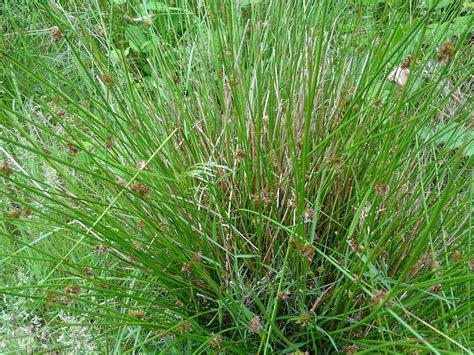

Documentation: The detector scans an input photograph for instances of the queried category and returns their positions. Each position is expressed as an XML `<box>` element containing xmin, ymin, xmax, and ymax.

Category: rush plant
<box><xmin>1</xmin><ymin>0</ymin><xmax>472</xmax><ymax>353</ymax></box>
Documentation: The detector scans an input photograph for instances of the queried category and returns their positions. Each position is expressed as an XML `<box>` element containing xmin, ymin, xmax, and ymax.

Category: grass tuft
<box><xmin>1</xmin><ymin>0</ymin><xmax>473</xmax><ymax>353</ymax></box>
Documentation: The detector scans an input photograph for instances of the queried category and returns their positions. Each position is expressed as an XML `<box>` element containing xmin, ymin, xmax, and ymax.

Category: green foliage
<box><xmin>420</xmin><ymin>121</ymin><xmax>474</xmax><ymax>157</ymax></box>
<box><xmin>0</xmin><ymin>0</ymin><xmax>472</xmax><ymax>353</ymax></box>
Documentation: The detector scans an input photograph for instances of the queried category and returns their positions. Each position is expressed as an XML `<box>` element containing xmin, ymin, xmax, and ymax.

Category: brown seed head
<box><xmin>45</xmin><ymin>291</ymin><xmax>58</xmax><ymax>304</ymax></box>
<box><xmin>288</xmin><ymin>194</ymin><xmax>297</xmax><ymax>208</ymax></box>
<box><xmin>330</xmin><ymin>156</ymin><xmax>345</xmax><ymax>167</ymax></box>
<box><xmin>301</xmin><ymin>244</ymin><xmax>316</xmax><ymax>263</ymax></box>
<box><xmin>248</xmin><ymin>316</ymin><xmax>262</xmax><ymax>334</ymax></box>
<box><xmin>451</xmin><ymin>251</ymin><xmax>463</xmax><ymax>262</ymax></box>
<box><xmin>67</xmin><ymin>144</ymin><xmax>79</xmax><ymax>155</ymax></box>
<box><xmin>0</xmin><ymin>160</ymin><xmax>13</xmax><ymax>177</ymax></box>
<box><xmin>192</xmin><ymin>252</ymin><xmax>203</xmax><ymax>263</ymax></box>
<box><xmin>342</xmin><ymin>344</ymin><xmax>359</xmax><ymax>355</ymax></box>
<box><xmin>221</xmin><ymin>271</ymin><xmax>231</xmax><ymax>281</ymax></box>
<box><xmin>261</xmin><ymin>188</ymin><xmax>272</xmax><ymax>205</ymax></box>
<box><xmin>136</xmin><ymin>220</ymin><xmax>145</xmax><ymax>229</ymax></box>
<box><xmin>400</xmin><ymin>54</ymin><xmax>413</xmax><ymax>69</ymax></box>
<box><xmin>296</xmin><ymin>137</ymin><xmax>303</xmax><ymax>150</ymax></box>
<box><xmin>181</xmin><ymin>263</ymin><xmax>191</xmax><ymax>274</ymax></box>
<box><xmin>349</xmin><ymin>238</ymin><xmax>359</xmax><ymax>252</ymax></box>
<box><xmin>373</xmin><ymin>289</ymin><xmax>387</xmax><ymax>306</ymax></box>
<box><xmin>437</xmin><ymin>42</ymin><xmax>454</xmax><ymax>64</ymax></box>
<box><xmin>359</xmin><ymin>202</ymin><xmax>371</xmax><ymax>227</ymax></box>
<box><xmin>297</xmin><ymin>312</ymin><xmax>311</xmax><ymax>327</ymax></box>
<box><xmin>353</xmin><ymin>273</ymin><xmax>360</xmax><ymax>284</ymax></box>
<box><xmin>178</xmin><ymin>321</ymin><xmax>191</xmax><ymax>334</ymax></box>
<box><xmin>276</xmin><ymin>290</ymin><xmax>292</xmax><ymax>301</ymax></box>
<box><xmin>136</xmin><ymin>160</ymin><xmax>147</xmax><ymax>170</ymax></box>
<box><xmin>131</xmin><ymin>182</ymin><xmax>149</xmax><ymax>196</ymax></box>
<box><xmin>116</xmin><ymin>177</ymin><xmax>127</xmax><ymax>187</ymax></box>
<box><xmin>236</xmin><ymin>149</ymin><xmax>245</xmax><ymax>161</ymax></box>
<box><xmin>252</xmin><ymin>193</ymin><xmax>260</xmax><ymax>204</ymax></box>
<box><xmin>132</xmin><ymin>240</ymin><xmax>144</xmax><ymax>250</ymax></box>
<box><xmin>303</xmin><ymin>208</ymin><xmax>314</xmax><ymax>223</ymax></box>
<box><xmin>64</xmin><ymin>285</ymin><xmax>80</xmax><ymax>295</ymax></box>
<box><xmin>83</xmin><ymin>267</ymin><xmax>94</xmax><ymax>276</ymax></box>
<box><xmin>95</xmin><ymin>245</ymin><xmax>109</xmax><ymax>254</ymax></box>
<box><xmin>229</xmin><ymin>74</ymin><xmax>239</xmax><ymax>85</ymax></box>
<box><xmin>432</xmin><ymin>284</ymin><xmax>441</xmax><ymax>294</ymax></box>
<box><xmin>106</xmin><ymin>134</ymin><xmax>114</xmax><ymax>150</ymax></box>
<box><xmin>7</xmin><ymin>208</ymin><xmax>21</xmax><ymax>219</ymax></box>
<box><xmin>128</xmin><ymin>310</ymin><xmax>145</xmax><ymax>319</ymax></box>
<box><xmin>57</xmin><ymin>109</ymin><xmax>66</xmax><ymax>118</ymax></box>
<box><xmin>101</xmin><ymin>74</ymin><xmax>114</xmax><ymax>87</ymax></box>
<box><xmin>209</xmin><ymin>333</ymin><xmax>223</xmax><ymax>348</ymax></box>
<box><xmin>51</xmin><ymin>27</ymin><xmax>64</xmax><ymax>42</ymax></box>
<box><xmin>223</xmin><ymin>81</ymin><xmax>231</xmax><ymax>96</ymax></box>
<box><xmin>374</xmin><ymin>182</ymin><xmax>389</xmax><ymax>197</ymax></box>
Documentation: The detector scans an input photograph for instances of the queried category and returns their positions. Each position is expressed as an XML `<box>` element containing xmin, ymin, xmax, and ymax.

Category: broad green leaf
<box><xmin>125</xmin><ymin>26</ymin><xmax>148</xmax><ymax>52</ymax></box>
<box><xmin>419</xmin><ymin>121</ymin><xmax>473</xmax><ymax>156</ymax></box>
<box><xmin>240</xmin><ymin>0</ymin><xmax>261</xmax><ymax>8</ymax></box>
<box><xmin>426</xmin><ymin>14</ymin><xmax>474</xmax><ymax>41</ymax></box>
<box><xmin>146</xmin><ymin>1</ymin><xmax>175</xmax><ymax>11</ymax></box>
<box><xmin>108</xmin><ymin>48</ymin><xmax>129</xmax><ymax>64</ymax></box>
<box><xmin>422</xmin><ymin>0</ymin><xmax>457</xmax><ymax>8</ymax></box>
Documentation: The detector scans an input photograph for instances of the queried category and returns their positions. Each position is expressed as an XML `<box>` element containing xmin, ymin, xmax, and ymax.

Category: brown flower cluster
<box><xmin>101</xmin><ymin>74</ymin><xmax>115</xmax><ymax>87</ymax></box>
<box><xmin>67</xmin><ymin>144</ymin><xmax>79</xmax><ymax>155</ymax></box>
<box><xmin>374</xmin><ymin>182</ymin><xmax>389</xmax><ymax>198</ymax></box>
<box><xmin>178</xmin><ymin>321</ymin><xmax>191</xmax><ymax>334</ymax></box>
<box><xmin>95</xmin><ymin>245</ymin><xmax>109</xmax><ymax>254</ymax></box>
<box><xmin>181</xmin><ymin>263</ymin><xmax>191</xmax><ymax>274</ymax></box>
<box><xmin>7</xmin><ymin>208</ymin><xmax>21</xmax><ymax>218</ymax></box>
<box><xmin>303</xmin><ymin>208</ymin><xmax>314</xmax><ymax>223</ymax></box>
<box><xmin>276</xmin><ymin>290</ymin><xmax>291</xmax><ymax>301</ymax></box>
<box><xmin>128</xmin><ymin>310</ymin><xmax>145</xmax><ymax>319</ymax></box>
<box><xmin>135</xmin><ymin>160</ymin><xmax>148</xmax><ymax>170</ymax></box>
<box><xmin>209</xmin><ymin>333</ymin><xmax>223</xmax><ymax>348</ymax></box>
<box><xmin>106</xmin><ymin>134</ymin><xmax>115</xmax><ymax>150</ymax></box>
<box><xmin>296</xmin><ymin>312</ymin><xmax>312</xmax><ymax>328</ymax></box>
<box><xmin>301</xmin><ymin>244</ymin><xmax>316</xmax><ymax>263</ymax></box>
<box><xmin>437</xmin><ymin>42</ymin><xmax>454</xmax><ymax>64</ymax></box>
<box><xmin>0</xmin><ymin>160</ymin><xmax>13</xmax><ymax>177</ymax></box>
<box><xmin>248</xmin><ymin>316</ymin><xmax>262</xmax><ymax>334</ymax></box>
<box><xmin>51</xmin><ymin>27</ymin><xmax>64</xmax><ymax>42</ymax></box>
<box><xmin>64</xmin><ymin>285</ymin><xmax>81</xmax><ymax>296</ymax></box>
<box><xmin>253</xmin><ymin>188</ymin><xmax>272</xmax><ymax>206</ymax></box>
<box><xmin>192</xmin><ymin>252</ymin><xmax>203</xmax><ymax>262</ymax></box>
<box><xmin>131</xmin><ymin>182</ymin><xmax>149</xmax><ymax>196</ymax></box>
<box><xmin>236</xmin><ymin>149</ymin><xmax>245</xmax><ymax>161</ymax></box>
<box><xmin>372</xmin><ymin>289</ymin><xmax>392</xmax><ymax>306</ymax></box>
<box><xmin>342</xmin><ymin>344</ymin><xmax>359</xmax><ymax>355</ymax></box>
<box><xmin>400</xmin><ymin>54</ymin><xmax>413</xmax><ymax>69</ymax></box>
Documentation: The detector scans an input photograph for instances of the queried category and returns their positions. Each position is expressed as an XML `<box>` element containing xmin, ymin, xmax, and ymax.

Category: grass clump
<box><xmin>1</xmin><ymin>0</ymin><xmax>473</xmax><ymax>353</ymax></box>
